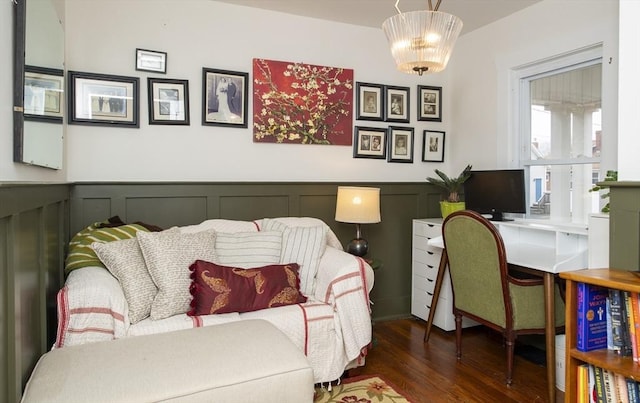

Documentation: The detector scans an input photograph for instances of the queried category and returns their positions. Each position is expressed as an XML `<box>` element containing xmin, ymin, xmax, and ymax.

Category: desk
<box><xmin>425</xmin><ymin>219</ymin><xmax>588</xmax><ymax>403</ymax></box>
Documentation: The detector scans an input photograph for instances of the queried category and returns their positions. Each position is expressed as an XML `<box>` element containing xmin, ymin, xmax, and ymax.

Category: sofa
<box><xmin>55</xmin><ymin>217</ymin><xmax>374</xmax><ymax>384</ymax></box>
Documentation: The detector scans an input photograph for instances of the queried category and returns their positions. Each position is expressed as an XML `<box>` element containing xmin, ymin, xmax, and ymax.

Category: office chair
<box><xmin>442</xmin><ymin>210</ymin><xmax>564</xmax><ymax>385</ymax></box>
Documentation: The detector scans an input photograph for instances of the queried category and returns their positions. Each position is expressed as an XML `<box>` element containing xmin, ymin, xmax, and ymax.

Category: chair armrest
<box><xmin>314</xmin><ymin>247</ymin><xmax>374</xmax><ymax>361</ymax></box>
<box><xmin>54</xmin><ymin>266</ymin><xmax>129</xmax><ymax>348</ymax></box>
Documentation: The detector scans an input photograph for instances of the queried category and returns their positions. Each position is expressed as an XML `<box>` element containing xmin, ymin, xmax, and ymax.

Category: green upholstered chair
<box><xmin>442</xmin><ymin>210</ymin><xmax>564</xmax><ymax>385</ymax></box>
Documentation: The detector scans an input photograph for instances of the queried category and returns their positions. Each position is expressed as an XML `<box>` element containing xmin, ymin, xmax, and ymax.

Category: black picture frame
<box><xmin>68</xmin><ymin>70</ymin><xmax>139</xmax><ymax>127</ymax></box>
<box><xmin>384</xmin><ymin>85</ymin><xmax>410</xmax><ymax>123</ymax></box>
<box><xmin>387</xmin><ymin>126</ymin><xmax>414</xmax><ymax>163</ymax></box>
<box><xmin>418</xmin><ymin>85</ymin><xmax>442</xmax><ymax>122</ymax></box>
<box><xmin>353</xmin><ymin>126</ymin><xmax>387</xmax><ymax>159</ymax></box>
<box><xmin>136</xmin><ymin>48</ymin><xmax>167</xmax><ymax>74</ymax></box>
<box><xmin>202</xmin><ymin>67</ymin><xmax>248</xmax><ymax>128</ymax></box>
<box><xmin>422</xmin><ymin>130</ymin><xmax>445</xmax><ymax>162</ymax></box>
<box><xmin>355</xmin><ymin>82</ymin><xmax>384</xmax><ymax>121</ymax></box>
<box><xmin>24</xmin><ymin>65</ymin><xmax>64</xmax><ymax>123</ymax></box>
<box><xmin>147</xmin><ymin>78</ymin><xmax>190</xmax><ymax>125</ymax></box>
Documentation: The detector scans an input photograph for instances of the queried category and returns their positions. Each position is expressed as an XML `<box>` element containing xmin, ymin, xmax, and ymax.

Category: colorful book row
<box><xmin>578</xmin><ymin>364</ymin><xmax>640</xmax><ymax>403</ymax></box>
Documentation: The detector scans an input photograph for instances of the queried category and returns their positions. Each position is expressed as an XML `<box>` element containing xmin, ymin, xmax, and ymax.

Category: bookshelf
<box><xmin>560</xmin><ymin>268</ymin><xmax>640</xmax><ymax>402</ymax></box>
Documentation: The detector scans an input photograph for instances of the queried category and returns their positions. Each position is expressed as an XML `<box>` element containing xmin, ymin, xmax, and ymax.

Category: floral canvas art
<box><xmin>253</xmin><ymin>58</ymin><xmax>353</xmax><ymax>145</ymax></box>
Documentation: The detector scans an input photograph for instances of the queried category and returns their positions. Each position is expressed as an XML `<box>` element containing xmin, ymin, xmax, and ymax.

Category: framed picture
<box><xmin>24</xmin><ymin>65</ymin><xmax>64</xmax><ymax>123</ymax></box>
<box><xmin>136</xmin><ymin>48</ymin><xmax>167</xmax><ymax>74</ymax></box>
<box><xmin>353</xmin><ymin>126</ymin><xmax>387</xmax><ymax>159</ymax></box>
<box><xmin>147</xmin><ymin>78</ymin><xmax>189</xmax><ymax>125</ymax></box>
<box><xmin>387</xmin><ymin>126</ymin><xmax>414</xmax><ymax>163</ymax></box>
<box><xmin>355</xmin><ymin>82</ymin><xmax>384</xmax><ymax>121</ymax></box>
<box><xmin>422</xmin><ymin>130</ymin><xmax>445</xmax><ymax>162</ymax></box>
<box><xmin>384</xmin><ymin>85</ymin><xmax>410</xmax><ymax>123</ymax></box>
<box><xmin>418</xmin><ymin>85</ymin><xmax>442</xmax><ymax>122</ymax></box>
<box><xmin>68</xmin><ymin>70</ymin><xmax>139</xmax><ymax>127</ymax></box>
<box><xmin>202</xmin><ymin>67</ymin><xmax>248</xmax><ymax>128</ymax></box>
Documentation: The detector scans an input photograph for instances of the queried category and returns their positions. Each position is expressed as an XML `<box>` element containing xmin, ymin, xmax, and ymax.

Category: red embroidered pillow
<box><xmin>188</xmin><ymin>260</ymin><xmax>307</xmax><ymax>315</ymax></box>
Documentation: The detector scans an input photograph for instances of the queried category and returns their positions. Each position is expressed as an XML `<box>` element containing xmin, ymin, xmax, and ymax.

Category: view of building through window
<box><xmin>520</xmin><ymin>61</ymin><xmax>602</xmax><ymax>224</ymax></box>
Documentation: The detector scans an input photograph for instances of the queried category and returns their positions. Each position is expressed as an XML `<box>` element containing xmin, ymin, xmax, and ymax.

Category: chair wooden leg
<box><xmin>455</xmin><ymin>313</ymin><xmax>462</xmax><ymax>360</ymax></box>
<box><xmin>506</xmin><ymin>333</ymin><xmax>515</xmax><ymax>386</ymax></box>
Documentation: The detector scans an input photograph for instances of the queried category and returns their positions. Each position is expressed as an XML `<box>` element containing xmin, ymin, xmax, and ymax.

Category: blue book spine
<box><xmin>577</xmin><ymin>282</ymin><xmax>608</xmax><ymax>351</ymax></box>
<box><xmin>626</xmin><ymin>378</ymin><xmax>639</xmax><ymax>403</ymax></box>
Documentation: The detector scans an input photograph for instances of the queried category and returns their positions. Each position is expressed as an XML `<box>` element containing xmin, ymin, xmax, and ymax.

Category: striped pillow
<box><xmin>263</xmin><ymin>219</ymin><xmax>327</xmax><ymax>296</ymax></box>
<box><xmin>214</xmin><ymin>231</ymin><xmax>282</xmax><ymax>269</ymax></box>
<box><xmin>65</xmin><ymin>222</ymin><xmax>151</xmax><ymax>273</ymax></box>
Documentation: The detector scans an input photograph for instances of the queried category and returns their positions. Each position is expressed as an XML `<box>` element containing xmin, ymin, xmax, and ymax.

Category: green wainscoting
<box><xmin>0</xmin><ymin>184</ymin><xmax>69</xmax><ymax>403</ymax></box>
<box><xmin>608</xmin><ymin>181</ymin><xmax>640</xmax><ymax>270</ymax></box>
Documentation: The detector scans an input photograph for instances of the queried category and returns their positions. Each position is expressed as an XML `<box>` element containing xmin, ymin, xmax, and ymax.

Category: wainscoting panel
<box><xmin>0</xmin><ymin>184</ymin><xmax>69</xmax><ymax>403</ymax></box>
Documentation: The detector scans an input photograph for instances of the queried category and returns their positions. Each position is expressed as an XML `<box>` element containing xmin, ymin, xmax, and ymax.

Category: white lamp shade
<box><xmin>335</xmin><ymin>186</ymin><xmax>381</xmax><ymax>224</ymax></box>
<box><xmin>382</xmin><ymin>10</ymin><xmax>463</xmax><ymax>75</ymax></box>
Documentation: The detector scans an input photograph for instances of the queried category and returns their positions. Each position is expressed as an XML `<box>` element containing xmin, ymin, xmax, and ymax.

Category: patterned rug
<box><xmin>314</xmin><ymin>375</ymin><xmax>412</xmax><ymax>403</ymax></box>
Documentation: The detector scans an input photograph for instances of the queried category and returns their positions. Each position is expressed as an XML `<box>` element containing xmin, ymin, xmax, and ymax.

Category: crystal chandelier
<box><xmin>382</xmin><ymin>0</ymin><xmax>463</xmax><ymax>75</ymax></box>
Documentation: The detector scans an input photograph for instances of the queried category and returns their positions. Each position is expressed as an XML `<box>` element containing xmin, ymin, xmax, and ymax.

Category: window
<box><xmin>514</xmin><ymin>47</ymin><xmax>603</xmax><ymax>224</ymax></box>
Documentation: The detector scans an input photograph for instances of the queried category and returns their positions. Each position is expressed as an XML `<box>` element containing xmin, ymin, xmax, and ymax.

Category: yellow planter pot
<box><xmin>440</xmin><ymin>201</ymin><xmax>465</xmax><ymax>218</ymax></box>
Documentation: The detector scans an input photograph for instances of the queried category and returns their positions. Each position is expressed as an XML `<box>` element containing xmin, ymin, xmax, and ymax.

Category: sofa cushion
<box><xmin>188</xmin><ymin>260</ymin><xmax>307</xmax><ymax>315</ymax></box>
<box><xmin>93</xmin><ymin>238</ymin><xmax>157</xmax><ymax>324</ymax></box>
<box><xmin>215</xmin><ymin>231</ymin><xmax>282</xmax><ymax>269</ymax></box>
<box><xmin>137</xmin><ymin>230</ymin><xmax>217</xmax><ymax>320</ymax></box>
<box><xmin>262</xmin><ymin>219</ymin><xmax>327</xmax><ymax>296</ymax></box>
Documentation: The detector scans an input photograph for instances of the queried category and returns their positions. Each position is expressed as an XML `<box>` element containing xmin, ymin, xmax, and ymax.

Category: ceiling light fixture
<box><xmin>382</xmin><ymin>0</ymin><xmax>463</xmax><ymax>76</ymax></box>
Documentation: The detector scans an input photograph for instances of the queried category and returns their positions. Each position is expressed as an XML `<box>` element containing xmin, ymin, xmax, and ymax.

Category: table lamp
<box><xmin>335</xmin><ymin>186</ymin><xmax>381</xmax><ymax>257</ymax></box>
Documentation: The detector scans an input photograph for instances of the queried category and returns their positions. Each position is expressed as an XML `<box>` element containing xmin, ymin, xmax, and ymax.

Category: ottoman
<box><xmin>21</xmin><ymin>319</ymin><xmax>314</xmax><ymax>402</ymax></box>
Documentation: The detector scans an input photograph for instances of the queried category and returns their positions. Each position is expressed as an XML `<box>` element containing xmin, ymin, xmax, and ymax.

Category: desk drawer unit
<box><xmin>411</xmin><ymin>218</ymin><xmax>476</xmax><ymax>331</ymax></box>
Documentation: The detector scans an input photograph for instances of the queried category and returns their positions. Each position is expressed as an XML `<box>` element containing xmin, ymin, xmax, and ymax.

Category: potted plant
<box><xmin>589</xmin><ymin>170</ymin><xmax>618</xmax><ymax>213</ymax></box>
<box><xmin>426</xmin><ymin>164</ymin><xmax>473</xmax><ymax>218</ymax></box>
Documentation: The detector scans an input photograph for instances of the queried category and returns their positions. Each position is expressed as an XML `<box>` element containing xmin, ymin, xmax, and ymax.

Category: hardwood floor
<box><xmin>350</xmin><ymin>317</ymin><xmax>564</xmax><ymax>403</ymax></box>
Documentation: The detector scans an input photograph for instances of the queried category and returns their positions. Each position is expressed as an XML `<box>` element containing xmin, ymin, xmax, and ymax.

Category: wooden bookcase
<box><xmin>560</xmin><ymin>268</ymin><xmax>640</xmax><ymax>402</ymax></box>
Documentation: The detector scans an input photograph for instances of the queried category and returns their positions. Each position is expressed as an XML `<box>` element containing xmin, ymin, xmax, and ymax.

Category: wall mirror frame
<box><xmin>13</xmin><ymin>0</ymin><xmax>65</xmax><ymax>170</ymax></box>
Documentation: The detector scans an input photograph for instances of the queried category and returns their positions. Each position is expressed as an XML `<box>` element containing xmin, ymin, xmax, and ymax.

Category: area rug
<box><xmin>314</xmin><ymin>375</ymin><xmax>413</xmax><ymax>403</ymax></box>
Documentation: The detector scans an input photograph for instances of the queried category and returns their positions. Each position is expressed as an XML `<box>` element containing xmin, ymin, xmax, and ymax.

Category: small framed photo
<box><xmin>388</xmin><ymin>126</ymin><xmax>414</xmax><ymax>163</ymax></box>
<box><xmin>24</xmin><ymin>65</ymin><xmax>64</xmax><ymax>123</ymax></box>
<box><xmin>136</xmin><ymin>48</ymin><xmax>167</xmax><ymax>74</ymax></box>
<box><xmin>202</xmin><ymin>67</ymin><xmax>248</xmax><ymax>128</ymax></box>
<box><xmin>384</xmin><ymin>85</ymin><xmax>410</xmax><ymax>123</ymax></box>
<box><xmin>418</xmin><ymin>85</ymin><xmax>442</xmax><ymax>122</ymax></box>
<box><xmin>422</xmin><ymin>130</ymin><xmax>445</xmax><ymax>162</ymax></box>
<box><xmin>147</xmin><ymin>77</ymin><xmax>189</xmax><ymax>125</ymax></box>
<box><xmin>355</xmin><ymin>82</ymin><xmax>384</xmax><ymax>121</ymax></box>
<box><xmin>353</xmin><ymin>126</ymin><xmax>387</xmax><ymax>159</ymax></box>
<box><xmin>68</xmin><ymin>70</ymin><xmax>139</xmax><ymax>127</ymax></box>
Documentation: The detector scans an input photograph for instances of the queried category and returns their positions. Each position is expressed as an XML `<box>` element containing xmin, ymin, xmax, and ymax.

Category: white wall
<box><xmin>449</xmin><ymin>0</ymin><xmax>618</xmax><ymax>175</ymax></box>
<box><xmin>1</xmin><ymin>1</ymin><xmax>67</xmax><ymax>182</ymax></box>
<box><xmin>63</xmin><ymin>0</ymin><xmax>453</xmax><ymax>182</ymax></box>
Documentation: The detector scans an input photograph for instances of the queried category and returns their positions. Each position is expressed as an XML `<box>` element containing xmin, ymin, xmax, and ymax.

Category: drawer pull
<box><xmin>427</xmin><ymin>278</ymin><xmax>434</xmax><ymax>283</ymax></box>
<box><xmin>427</xmin><ymin>224</ymin><xmax>435</xmax><ymax>227</ymax></box>
<box><xmin>427</xmin><ymin>251</ymin><xmax>434</xmax><ymax>255</ymax></box>
<box><xmin>427</xmin><ymin>292</ymin><xmax>433</xmax><ymax>296</ymax></box>
<box><xmin>427</xmin><ymin>265</ymin><xmax>434</xmax><ymax>269</ymax></box>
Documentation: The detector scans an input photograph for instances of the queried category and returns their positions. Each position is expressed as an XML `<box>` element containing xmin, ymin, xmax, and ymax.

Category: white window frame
<box><xmin>510</xmin><ymin>44</ymin><xmax>603</xmax><ymax>223</ymax></box>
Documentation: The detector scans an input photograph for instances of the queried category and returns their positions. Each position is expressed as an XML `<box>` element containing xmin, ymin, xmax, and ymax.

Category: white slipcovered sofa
<box><xmin>55</xmin><ymin>217</ymin><xmax>374</xmax><ymax>384</ymax></box>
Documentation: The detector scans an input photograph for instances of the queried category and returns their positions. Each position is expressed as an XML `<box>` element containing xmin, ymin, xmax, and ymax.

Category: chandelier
<box><xmin>382</xmin><ymin>0</ymin><xmax>463</xmax><ymax>75</ymax></box>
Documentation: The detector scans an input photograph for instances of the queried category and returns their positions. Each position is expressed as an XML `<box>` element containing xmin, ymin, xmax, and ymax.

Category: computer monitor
<box><xmin>463</xmin><ymin>169</ymin><xmax>526</xmax><ymax>221</ymax></box>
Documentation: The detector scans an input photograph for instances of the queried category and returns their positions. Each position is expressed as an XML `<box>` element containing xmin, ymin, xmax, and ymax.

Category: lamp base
<box><xmin>346</xmin><ymin>238</ymin><xmax>369</xmax><ymax>257</ymax></box>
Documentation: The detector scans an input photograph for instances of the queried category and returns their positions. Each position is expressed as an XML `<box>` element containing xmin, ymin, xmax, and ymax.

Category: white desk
<box><xmin>426</xmin><ymin>218</ymin><xmax>588</xmax><ymax>403</ymax></box>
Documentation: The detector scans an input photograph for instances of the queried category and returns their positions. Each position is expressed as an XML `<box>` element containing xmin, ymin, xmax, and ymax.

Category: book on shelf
<box><xmin>577</xmin><ymin>282</ymin><xmax>609</xmax><ymax>351</ymax></box>
<box><xmin>602</xmin><ymin>369</ymin><xmax>618</xmax><ymax>403</ymax></box>
<box><xmin>610</xmin><ymin>288</ymin><xmax>626</xmax><ymax>354</ymax></box>
<box><xmin>578</xmin><ymin>363</ymin><xmax>590</xmax><ymax>403</ymax></box>
<box><xmin>614</xmin><ymin>372</ymin><xmax>629</xmax><ymax>403</ymax></box>
<box><xmin>627</xmin><ymin>378</ymin><xmax>639</xmax><ymax>403</ymax></box>
<box><xmin>588</xmin><ymin>364</ymin><xmax>598</xmax><ymax>403</ymax></box>
<box><xmin>593</xmin><ymin>365</ymin><xmax>605</xmax><ymax>403</ymax></box>
<box><xmin>630</xmin><ymin>291</ymin><xmax>640</xmax><ymax>362</ymax></box>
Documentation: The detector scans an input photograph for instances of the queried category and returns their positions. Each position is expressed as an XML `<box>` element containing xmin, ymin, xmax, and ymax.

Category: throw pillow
<box><xmin>214</xmin><ymin>231</ymin><xmax>282</xmax><ymax>269</ymax></box>
<box><xmin>137</xmin><ymin>230</ymin><xmax>217</xmax><ymax>320</ymax></box>
<box><xmin>188</xmin><ymin>260</ymin><xmax>307</xmax><ymax>315</ymax></box>
<box><xmin>65</xmin><ymin>220</ymin><xmax>160</xmax><ymax>274</ymax></box>
<box><xmin>93</xmin><ymin>238</ymin><xmax>157</xmax><ymax>324</ymax></box>
<box><xmin>262</xmin><ymin>219</ymin><xmax>327</xmax><ymax>296</ymax></box>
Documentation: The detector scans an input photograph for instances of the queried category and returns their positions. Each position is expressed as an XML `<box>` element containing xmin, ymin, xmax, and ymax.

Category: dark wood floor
<box><xmin>350</xmin><ymin>317</ymin><xmax>564</xmax><ymax>403</ymax></box>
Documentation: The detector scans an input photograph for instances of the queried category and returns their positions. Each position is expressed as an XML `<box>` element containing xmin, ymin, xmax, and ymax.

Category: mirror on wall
<box><xmin>13</xmin><ymin>0</ymin><xmax>65</xmax><ymax>170</ymax></box>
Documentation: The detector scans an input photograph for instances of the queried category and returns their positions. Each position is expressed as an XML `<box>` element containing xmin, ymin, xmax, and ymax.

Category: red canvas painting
<box><xmin>253</xmin><ymin>58</ymin><xmax>353</xmax><ymax>145</ymax></box>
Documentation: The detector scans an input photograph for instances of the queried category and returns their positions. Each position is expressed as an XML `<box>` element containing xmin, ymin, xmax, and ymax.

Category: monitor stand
<box><xmin>489</xmin><ymin>211</ymin><xmax>513</xmax><ymax>222</ymax></box>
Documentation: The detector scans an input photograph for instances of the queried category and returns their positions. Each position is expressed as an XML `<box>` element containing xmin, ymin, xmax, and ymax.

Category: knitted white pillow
<box><xmin>93</xmin><ymin>238</ymin><xmax>156</xmax><ymax>324</ymax></box>
<box><xmin>214</xmin><ymin>231</ymin><xmax>282</xmax><ymax>269</ymax></box>
<box><xmin>137</xmin><ymin>230</ymin><xmax>217</xmax><ymax>320</ymax></box>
